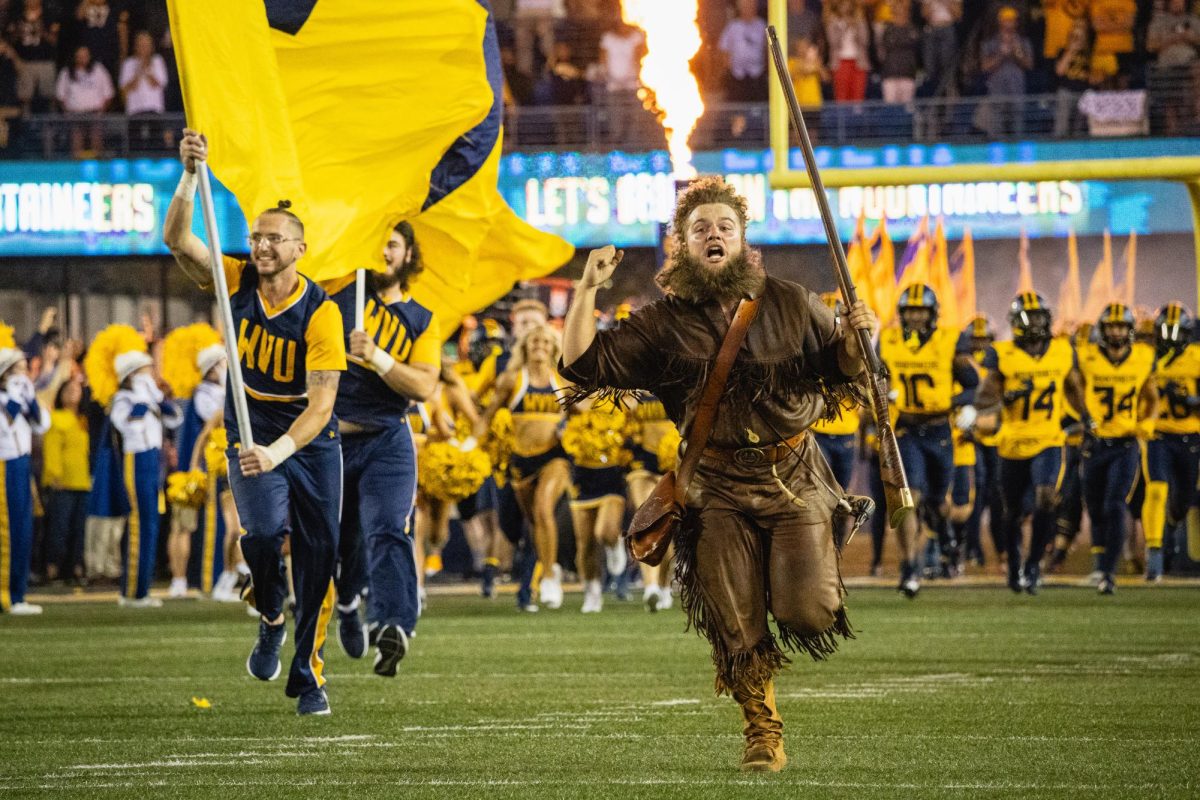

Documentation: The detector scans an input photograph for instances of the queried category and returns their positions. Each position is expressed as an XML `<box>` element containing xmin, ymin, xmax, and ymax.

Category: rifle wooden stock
<box><xmin>766</xmin><ymin>24</ymin><xmax>913</xmax><ymax>529</ymax></box>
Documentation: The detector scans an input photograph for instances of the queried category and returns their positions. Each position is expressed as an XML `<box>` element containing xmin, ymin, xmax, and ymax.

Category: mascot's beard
<box><xmin>371</xmin><ymin>267</ymin><xmax>402</xmax><ymax>293</ymax></box>
<box><xmin>656</xmin><ymin>246</ymin><xmax>766</xmax><ymax>302</ymax></box>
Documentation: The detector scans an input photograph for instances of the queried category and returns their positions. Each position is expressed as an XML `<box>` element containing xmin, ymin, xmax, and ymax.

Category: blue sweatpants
<box><xmin>121</xmin><ymin>449</ymin><xmax>162</xmax><ymax>601</ymax></box>
<box><xmin>188</xmin><ymin>473</ymin><xmax>228</xmax><ymax>593</ymax></box>
<box><xmin>1082</xmin><ymin>437</ymin><xmax>1140</xmax><ymax>577</ymax></box>
<box><xmin>2</xmin><ymin>455</ymin><xmax>34</xmax><ymax>609</ymax></box>
<box><xmin>229</xmin><ymin>434</ymin><xmax>342</xmax><ymax>698</ymax></box>
<box><xmin>337</xmin><ymin>425</ymin><xmax>419</xmax><ymax>634</ymax></box>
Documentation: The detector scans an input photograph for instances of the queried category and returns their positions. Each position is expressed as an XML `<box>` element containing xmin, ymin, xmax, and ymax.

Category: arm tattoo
<box><xmin>307</xmin><ymin>370</ymin><xmax>341</xmax><ymax>392</ymax></box>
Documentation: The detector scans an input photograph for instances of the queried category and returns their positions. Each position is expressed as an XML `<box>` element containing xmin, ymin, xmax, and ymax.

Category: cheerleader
<box><xmin>626</xmin><ymin>393</ymin><xmax>678</xmax><ymax>612</ymax></box>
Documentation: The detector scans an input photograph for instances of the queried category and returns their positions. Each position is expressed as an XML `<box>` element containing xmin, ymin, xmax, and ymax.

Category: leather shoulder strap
<box><xmin>675</xmin><ymin>297</ymin><xmax>760</xmax><ymax>501</ymax></box>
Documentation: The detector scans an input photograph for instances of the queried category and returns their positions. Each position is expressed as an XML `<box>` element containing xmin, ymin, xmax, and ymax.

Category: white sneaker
<box><xmin>604</xmin><ymin>544</ymin><xmax>627</xmax><ymax>579</ymax></box>
<box><xmin>1085</xmin><ymin>570</ymin><xmax>1104</xmax><ymax>587</ymax></box>
<box><xmin>539</xmin><ymin>564</ymin><xmax>564</xmax><ymax>610</ymax></box>
<box><xmin>211</xmin><ymin>571</ymin><xmax>237</xmax><ymax>601</ymax></box>
<box><xmin>118</xmin><ymin>596</ymin><xmax>163</xmax><ymax>609</ymax></box>
<box><xmin>581</xmin><ymin>579</ymin><xmax>603</xmax><ymax>613</ymax></box>
<box><xmin>8</xmin><ymin>602</ymin><xmax>43</xmax><ymax>615</ymax></box>
<box><xmin>168</xmin><ymin>577</ymin><xmax>188</xmax><ymax>598</ymax></box>
<box><xmin>658</xmin><ymin>586</ymin><xmax>673</xmax><ymax>611</ymax></box>
<box><xmin>642</xmin><ymin>584</ymin><xmax>662</xmax><ymax>613</ymax></box>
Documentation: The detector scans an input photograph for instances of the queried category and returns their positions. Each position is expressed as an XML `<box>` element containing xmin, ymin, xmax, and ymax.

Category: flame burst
<box><xmin>620</xmin><ymin>0</ymin><xmax>705</xmax><ymax>178</ymax></box>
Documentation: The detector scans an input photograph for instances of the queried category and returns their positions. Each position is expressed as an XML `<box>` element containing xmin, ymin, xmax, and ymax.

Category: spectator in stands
<box><xmin>120</xmin><ymin>29</ymin><xmax>165</xmax><ymax>150</ymax></box>
<box><xmin>501</xmin><ymin>41</ymin><xmax>534</xmax><ymax>107</ymax></box>
<box><xmin>1087</xmin><ymin>0</ymin><xmax>1135</xmax><ymax>84</ymax></box>
<box><xmin>42</xmin><ymin>376</ymin><xmax>90</xmax><ymax>585</ymax></box>
<box><xmin>920</xmin><ymin>0</ymin><xmax>961</xmax><ymax>96</ymax></box>
<box><xmin>55</xmin><ymin>44</ymin><xmax>113</xmax><ymax>155</ymax></box>
<box><xmin>878</xmin><ymin>0</ymin><xmax>921</xmax><ymax>104</ymax></box>
<box><xmin>825</xmin><ymin>0</ymin><xmax>870</xmax><ymax>102</ymax></box>
<box><xmin>788</xmin><ymin>32</ymin><xmax>827</xmax><ymax>108</ymax></box>
<box><xmin>787</xmin><ymin>0</ymin><xmax>823</xmax><ymax>43</ymax></box>
<box><xmin>598</xmin><ymin>17</ymin><xmax>645</xmax><ymax>143</ymax></box>
<box><xmin>533</xmin><ymin>39</ymin><xmax>588</xmax><ymax>106</ymax></box>
<box><xmin>513</xmin><ymin>0</ymin><xmax>563</xmax><ymax>78</ymax></box>
<box><xmin>1147</xmin><ymin>0</ymin><xmax>1200</xmax><ymax>134</ymax></box>
<box><xmin>5</xmin><ymin>0</ymin><xmax>58</xmax><ymax>114</ymax></box>
<box><xmin>977</xmin><ymin>6</ymin><xmax>1033</xmax><ymax>136</ymax></box>
<box><xmin>1054</xmin><ymin>18</ymin><xmax>1099</xmax><ymax>137</ymax></box>
<box><xmin>73</xmin><ymin>0</ymin><xmax>127</xmax><ymax>81</ymax></box>
<box><xmin>719</xmin><ymin>0</ymin><xmax>768</xmax><ymax>102</ymax></box>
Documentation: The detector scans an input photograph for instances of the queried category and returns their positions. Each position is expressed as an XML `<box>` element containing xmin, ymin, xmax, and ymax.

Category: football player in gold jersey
<box><xmin>1073</xmin><ymin>303</ymin><xmax>1158</xmax><ymax>594</ymax></box>
<box><xmin>977</xmin><ymin>293</ymin><xmax>1086</xmax><ymax>594</ymax></box>
<box><xmin>1142</xmin><ymin>303</ymin><xmax>1198</xmax><ymax>581</ymax></box>
<box><xmin>878</xmin><ymin>284</ymin><xmax>979</xmax><ymax>596</ymax></box>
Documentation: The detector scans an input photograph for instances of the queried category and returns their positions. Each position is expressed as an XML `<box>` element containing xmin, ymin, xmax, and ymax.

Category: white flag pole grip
<box><xmin>197</xmin><ymin>163</ymin><xmax>255</xmax><ymax>449</ymax></box>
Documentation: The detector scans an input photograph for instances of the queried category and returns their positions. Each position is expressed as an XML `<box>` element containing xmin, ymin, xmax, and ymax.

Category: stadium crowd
<box><xmin>1</xmin><ymin>266</ymin><xmax>1196</xmax><ymax>618</ymax></box>
<box><xmin>1</xmin><ymin>0</ymin><xmax>1199</xmax><ymax>152</ymax></box>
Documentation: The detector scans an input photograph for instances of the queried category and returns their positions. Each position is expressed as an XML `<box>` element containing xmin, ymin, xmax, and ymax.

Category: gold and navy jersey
<box><xmin>1154</xmin><ymin>343</ymin><xmax>1200</xmax><ymax>436</ymax></box>
<box><xmin>988</xmin><ymin>338</ymin><xmax>1075</xmax><ymax>460</ymax></box>
<box><xmin>508</xmin><ymin>368</ymin><xmax>563</xmax><ymax>416</ymax></box>
<box><xmin>323</xmin><ymin>277</ymin><xmax>440</xmax><ymax>428</ymax></box>
<box><xmin>878</xmin><ymin>326</ymin><xmax>962</xmax><ymax>415</ymax></box>
<box><xmin>1077</xmin><ymin>341</ymin><xmax>1156</xmax><ymax>439</ymax></box>
<box><xmin>812</xmin><ymin>397</ymin><xmax>860</xmax><ymax>436</ymax></box>
<box><xmin>222</xmin><ymin>257</ymin><xmax>346</xmax><ymax>444</ymax></box>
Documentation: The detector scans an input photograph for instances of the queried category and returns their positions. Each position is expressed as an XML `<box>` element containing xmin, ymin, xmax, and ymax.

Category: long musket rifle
<box><xmin>766</xmin><ymin>24</ymin><xmax>914</xmax><ymax>528</ymax></box>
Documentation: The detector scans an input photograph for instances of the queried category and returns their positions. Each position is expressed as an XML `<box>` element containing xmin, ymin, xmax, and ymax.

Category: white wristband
<box><xmin>261</xmin><ymin>434</ymin><xmax>296</xmax><ymax>472</ymax></box>
<box><xmin>175</xmin><ymin>169</ymin><xmax>198</xmax><ymax>201</ymax></box>
<box><xmin>369</xmin><ymin>347</ymin><xmax>396</xmax><ymax>375</ymax></box>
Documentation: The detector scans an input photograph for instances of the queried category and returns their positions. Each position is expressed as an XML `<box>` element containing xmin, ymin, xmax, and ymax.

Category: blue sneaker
<box><xmin>297</xmin><ymin>687</ymin><xmax>330</xmax><ymax>716</ymax></box>
<box><xmin>336</xmin><ymin>604</ymin><xmax>366</xmax><ymax>659</ymax></box>
<box><xmin>373</xmin><ymin>624</ymin><xmax>409</xmax><ymax>677</ymax></box>
<box><xmin>246</xmin><ymin>619</ymin><xmax>287</xmax><ymax>681</ymax></box>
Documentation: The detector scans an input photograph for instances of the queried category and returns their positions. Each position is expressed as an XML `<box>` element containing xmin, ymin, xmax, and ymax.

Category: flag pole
<box><xmin>355</xmin><ymin>269</ymin><xmax>366</xmax><ymax>330</ymax></box>
<box><xmin>197</xmin><ymin>164</ymin><xmax>255</xmax><ymax>449</ymax></box>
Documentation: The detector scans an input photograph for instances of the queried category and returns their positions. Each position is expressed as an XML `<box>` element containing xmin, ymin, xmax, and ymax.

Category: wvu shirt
<box><xmin>878</xmin><ymin>326</ymin><xmax>963</xmax><ymax>416</ymax></box>
<box><xmin>812</xmin><ymin>397</ymin><xmax>860</xmax><ymax>436</ymax></box>
<box><xmin>1154</xmin><ymin>344</ymin><xmax>1200</xmax><ymax>436</ymax></box>
<box><xmin>988</xmin><ymin>338</ymin><xmax>1076</xmax><ymax>460</ymax></box>
<box><xmin>324</xmin><ymin>277</ymin><xmax>440</xmax><ymax>428</ymax></box>
<box><xmin>1077</xmin><ymin>341</ymin><xmax>1156</xmax><ymax>439</ymax></box>
<box><xmin>221</xmin><ymin>257</ymin><xmax>346</xmax><ymax>444</ymax></box>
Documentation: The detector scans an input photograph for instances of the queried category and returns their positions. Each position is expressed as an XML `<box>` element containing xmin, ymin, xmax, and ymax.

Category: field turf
<box><xmin>2</xmin><ymin>585</ymin><xmax>1198</xmax><ymax>799</ymax></box>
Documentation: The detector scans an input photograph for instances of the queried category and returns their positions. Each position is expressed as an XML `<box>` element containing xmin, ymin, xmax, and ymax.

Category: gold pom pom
<box><xmin>205</xmin><ymin>427</ymin><xmax>229</xmax><ymax>478</ymax></box>
<box><xmin>418</xmin><ymin>440</ymin><xmax>492</xmax><ymax>501</ymax></box>
<box><xmin>161</xmin><ymin>323</ymin><xmax>221</xmax><ymax>399</ymax></box>
<box><xmin>485</xmin><ymin>408</ymin><xmax>515</xmax><ymax>481</ymax></box>
<box><xmin>84</xmin><ymin>324</ymin><xmax>147</xmax><ymax>408</ymax></box>
<box><xmin>0</xmin><ymin>321</ymin><xmax>15</xmax><ymax>350</ymax></box>
<box><xmin>167</xmin><ymin>470</ymin><xmax>207</xmax><ymax>508</ymax></box>
<box><xmin>562</xmin><ymin>406</ymin><xmax>631</xmax><ymax>468</ymax></box>
<box><xmin>656</xmin><ymin>427</ymin><xmax>682</xmax><ymax>472</ymax></box>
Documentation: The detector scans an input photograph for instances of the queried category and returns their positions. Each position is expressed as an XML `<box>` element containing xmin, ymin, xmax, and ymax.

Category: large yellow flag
<box><xmin>1017</xmin><ymin>227</ymin><xmax>1035</xmax><ymax>294</ymax></box>
<box><xmin>1118</xmin><ymin>231</ymin><xmax>1137</xmax><ymax>307</ymax></box>
<box><xmin>168</xmin><ymin>0</ymin><xmax>569</xmax><ymax>322</ymax></box>
<box><xmin>871</xmin><ymin>217</ymin><xmax>896</xmax><ymax>326</ymax></box>
<box><xmin>896</xmin><ymin>216</ymin><xmax>930</xmax><ymax>291</ymax></box>
<box><xmin>951</xmin><ymin>228</ymin><xmax>976</xmax><ymax>323</ymax></box>
<box><xmin>1083</xmin><ymin>230</ymin><xmax>1115</xmax><ymax>322</ymax></box>
<box><xmin>928</xmin><ymin>218</ymin><xmax>959</xmax><ymax>330</ymax></box>
<box><xmin>845</xmin><ymin>213</ymin><xmax>873</xmax><ymax>309</ymax></box>
<box><xmin>1055</xmin><ymin>228</ymin><xmax>1082</xmax><ymax>333</ymax></box>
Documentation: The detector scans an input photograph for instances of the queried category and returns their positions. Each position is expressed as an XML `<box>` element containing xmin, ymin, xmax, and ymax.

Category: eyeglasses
<box><xmin>247</xmin><ymin>233</ymin><xmax>301</xmax><ymax>248</ymax></box>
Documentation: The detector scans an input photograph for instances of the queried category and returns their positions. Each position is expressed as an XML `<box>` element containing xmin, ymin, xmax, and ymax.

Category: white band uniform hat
<box><xmin>0</xmin><ymin>347</ymin><xmax>24</xmax><ymax>378</ymax></box>
<box><xmin>114</xmin><ymin>350</ymin><xmax>155</xmax><ymax>386</ymax></box>
<box><xmin>196</xmin><ymin>344</ymin><xmax>227</xmax><ymax>377</ymax></box>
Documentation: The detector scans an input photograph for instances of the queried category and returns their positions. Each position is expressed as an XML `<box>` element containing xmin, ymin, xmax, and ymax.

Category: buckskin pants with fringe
<box><xmin>677</xmin><ymin>434</ymin><xmax>853</xmax><ymax>696</ymax></box>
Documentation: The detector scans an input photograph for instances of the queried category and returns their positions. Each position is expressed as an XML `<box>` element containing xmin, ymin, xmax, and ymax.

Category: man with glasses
<box><xmin>163</xmin><ymin>129</ymin><xmax>347</xmax><ymax>716</ymax></box>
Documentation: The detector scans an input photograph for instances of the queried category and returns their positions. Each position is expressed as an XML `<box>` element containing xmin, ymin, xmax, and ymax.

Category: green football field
<box><xmin>2</xmin><ymin>585</ymin><xmax>1198</xmax><ymax>799</ymax></box>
